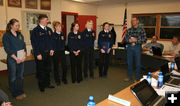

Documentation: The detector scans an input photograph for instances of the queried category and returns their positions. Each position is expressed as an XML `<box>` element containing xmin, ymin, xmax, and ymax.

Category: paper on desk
<box><xmin>65</xmin><ymin>51</ymin><xmax>70</xmax><ymax>55</ymax></box>
<box><xmin>108</xmin><ymin>95</ymin><xmax>131</xmax><ymax>106</ymax></box>
<box><xmin>155</xmin><ymin>85</ymin><xmax>180</xmax><ymax>96</ymax></box>
<box><xmin>17</xmin><ymin>49</ymin><xmax>24</xmax><ymax>60</ymax></box>
<box><xmin>171</xmin><ymin>70</ymin><xmax>180</xmax><ymax>76</ymax></box>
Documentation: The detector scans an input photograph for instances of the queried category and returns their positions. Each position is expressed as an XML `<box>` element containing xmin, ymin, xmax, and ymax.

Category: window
<box><xmin>133</xmin><ymin>13</ymin><xmax>180</xmax><ymax>40</ymax></box>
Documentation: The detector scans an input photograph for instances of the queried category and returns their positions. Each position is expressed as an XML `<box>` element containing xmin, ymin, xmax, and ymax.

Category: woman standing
<box><xmin>82</xmin><ymin>20</ymin><xmax>96</xmax><ymax>79</ymax></box>
<box><xmin>2</xmin><ymin>19</ymin><xmax>27</xmax><ymax>99</ymax></box>
<box><xmin>52</xmin><ymin>21</ymin><xmax>68</xmax><ymax>85</ymax></box>
<box><xmin>98</xmin><ymin>22</ymin><xmax>113</xmax><ymax>78</ymax></box>
<box><xmin>68</xmin><ymin>22</ymin><xmax>83</xmax><ymax>83</ymax></box>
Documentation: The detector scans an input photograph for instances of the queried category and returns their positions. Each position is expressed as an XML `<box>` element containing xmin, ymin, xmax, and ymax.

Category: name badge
<box><xmin>48</xmin><ymin>31</ymin><xmax>52</xmax><ymax>36</ymax></box>
<box><xmin>78</xmin><ymin>35</ymin><xmax>81</xmax><ymax>39</ymax></box>
<box><xmin>19</xmin><ymin>36</ymin><xmax>22</xmax><ymax>40</ymax></box>
<box><xmin>92</xmin><ymin>33</ymin><xmax>95</xmax><ymax>37</ymax></box>
<box><xmin>86</xmin><ymin>34</ymin><xmax>89</xmax><ymax>37</ymax></box>
<box><xmin>61</xmin><ymin>36</ymin><xmax>64</xmax><ymax>40</ymax></box>
<box><xmin>108</xmin><ymin>34</ymin><xmax>111</xmax><ymax>38</ymax></box>
<box><xmin>39</xmin><ymin>32</ymin><xmax>44</xmax><ymax>36</ymax></box>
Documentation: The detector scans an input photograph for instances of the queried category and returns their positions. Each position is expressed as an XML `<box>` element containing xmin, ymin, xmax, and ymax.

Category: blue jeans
<box><xmin>126</xmin><ymin>45</ymin><xmax>142</xmax><ymax>80</ymax></box>
<box><xmin>7</xmin><ymin>59</ymin><xmax>24</xmax><ymax>97</ymax></box>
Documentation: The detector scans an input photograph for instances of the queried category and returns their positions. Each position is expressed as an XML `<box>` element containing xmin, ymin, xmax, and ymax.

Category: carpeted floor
<box><xmin>0</xmin><ymin>63</ymin><xmax>150</xmax><ymax>106</ymax></box>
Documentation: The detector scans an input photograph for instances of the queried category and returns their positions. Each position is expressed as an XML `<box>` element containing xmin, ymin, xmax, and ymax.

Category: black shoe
<box><xmin>56</xmin><ymin>82</ymin><xmax>61</xmax><ymax>86</ymax></box>
<box><xmin>72</xmin><ymin>81</ymin><xmax>75</xmax><ymax>83</ymax></box>
<box><xmin>90</xmin><ymin>76</ymin><xmax>94</xmax><ymax>79</ymax></box>
<box><xmin>47</xmin><ymin>85</ymin><xmax>55</xmax><ymax>89</ymax></box>
<box><xmin>62</xmin><ymin>80</ymin><xmax>68</xmax><ymax>84</ymax></box>
<box><xmin>84</xmin><ymin>77</ymin><xmax>88</xmax><ymax>80</ymax></box>
<box><xmin>40</xmin><ymin>88</ymin><xmax>45</xmax><ymax>92</ymax></box>
<box><xmin>77</xmin><ymin>81</ymin><xmax>81</xmax><ymax>83</ymax></box>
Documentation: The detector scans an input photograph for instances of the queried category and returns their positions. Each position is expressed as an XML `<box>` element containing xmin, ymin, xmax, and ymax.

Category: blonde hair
<box><xmin>52</xmin><ymin>21</ymin><xmax>61</xmax><ymax>30</ymax></box>
<box><xmin>86</xmin><ymin>20</ymin><xmax>93</xmax><ymax>28</ymax></box>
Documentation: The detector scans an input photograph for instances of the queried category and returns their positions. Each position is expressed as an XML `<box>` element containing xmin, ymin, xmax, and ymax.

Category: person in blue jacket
<box><xmin>2</xmin><ymin>19</ymin><xmax>27</xmax><ymax>99</ymax></box>
<box><xmin>31</xmin><ymin>15</ymin><xmax>55</xmax><ymax>92</ymax></box>
<box><xmin>68</xmin><ymin>22</ymin><xmax>83</xmax><ymax>83</ymax></box>
<box><xmin>82</xmin><ymin>20</ymin><xmax>96</xmax><ymax>79</ymax></box>
<box><xmin>52</xmin><ymin>21</ymin><xmax>67</xmax><ymax>85</ymax></box>
<box><xmin>98</xmin><ymin>22</ymin><xmax>114</xmax><ymax>78</ymax></box>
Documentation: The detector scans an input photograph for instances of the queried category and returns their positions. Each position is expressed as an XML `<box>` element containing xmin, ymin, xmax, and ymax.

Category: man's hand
<box><xmin>50</xmin><ymin>50</ymin><xmax>54</xmax><ymax>56</ymax></box>
<box><xmin>37</xmin><ymin>54</ymin><xmax>42</xmax><ymax>60</ymax></box>
<box><xmin>131</xmin><ymin>37</ymin><xmax>137</xmax><ymax>42</ymax></box>
<box><xmin>16</xmin><ymin>59</ymin><xmax>21</xmax><ymax>64</ymax></box>
<box><xmin>101</xmin><ymin>49</ymin><xmax>105</xmax><ymax>54</ymax></box>
<box><xmin>170</xmin><ymin>52</ymin><xmax>176</xmax><ymax>57</ymax></box>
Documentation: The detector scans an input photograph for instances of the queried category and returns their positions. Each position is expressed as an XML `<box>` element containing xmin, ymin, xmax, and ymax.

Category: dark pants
<box><xmin>35</xmin><ymin>52</ymin><xmax>51</xmax><ymax>90</ymax></box>
<box><xmin>70</xmin><ymin>52</ymin><xmax>82</xmax><ymax>83</ymax></box>
<box><xmin>83</xmin><ymin>47</ymin><xmax>94</xmax><ymax>78</ymax></box>
<box><xmin>127</xmin><ymin>45</ymin><xmax>142</xmax><ymax>80</ymax></box>
<box><xmin>99</xmin><ymin>52</ymin><xmax>111</xmax><ymax>77</ymax></box>
<box><xmin>7</xmin><ymin>59</ymin><xmax>24</xmax><ymax>97</ymax></box>
<box><xmin>53</xmin><ymin>51</ymin><xmax>67</xmax><ymax>83</ymax></box>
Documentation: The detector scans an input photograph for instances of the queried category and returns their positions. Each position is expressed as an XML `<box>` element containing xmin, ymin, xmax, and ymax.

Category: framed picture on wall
<box><xmin>26</xmin><ymin>12</ymin><xmax>50</xmax><ymax>30</ymax></box>
<box><xmin>40</xmin><ymin>0</ymin><xmax>51</xmax><ymax>10</ymax></box>
<box><xmin>25</xmin><ymin>0</ymin><xmax>37</xmax><ymax>9</ymax></box>
<box><xmin>0</xmin><ymin>0</ymin><xmax>3</xmax><ymax>6</ymax></box>
<box><xmin>8</xmin><ymin>0</ymin><xmax>22</xmax><ymax>8</ymax></box>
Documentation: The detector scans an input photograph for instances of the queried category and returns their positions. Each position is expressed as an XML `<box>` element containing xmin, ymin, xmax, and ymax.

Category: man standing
<box><xmin>124</xmin><ymin>17</ymin><xmax>147</xmax><ymax>82</ymax></box>
<box><xmin>31</xmin><ymin>15</ymin><xmax>55</xmax><ymax>92</ymax></box>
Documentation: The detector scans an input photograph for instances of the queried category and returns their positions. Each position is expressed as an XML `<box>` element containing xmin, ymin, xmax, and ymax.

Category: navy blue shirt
<box><xmin>52</xmin><ymin>31</ymin><xmax>65</xmax><ymax>51</ymax></box>
<box><xmin>2</xmin><ymin>31</ymin><xmax>26</xmax><ymax>62</ymax></box>
<box><xmin>68</xmin><ymin>31</ymin><xmax>83</xmax><ymax>53</ymax></box>
<box><xmin>30</xmin><ymin>25</ymin><xmax>53</xmax><ymax>56</ymax></box>
<box><xmin>82</xmin><ymin>29</ymin><xmax>95</xmax><ymax>49</ymax></box>
<box><xmin>98</xmin><ymin>30</ymin><xmax>114</xmax><ymax>49</ymax></box>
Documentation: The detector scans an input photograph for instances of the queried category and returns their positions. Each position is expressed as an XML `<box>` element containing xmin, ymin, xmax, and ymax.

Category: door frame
<box><xmin>61</xmin><ymin>11</ymin><xmax>78</xmax><ymax>39</ymax></box>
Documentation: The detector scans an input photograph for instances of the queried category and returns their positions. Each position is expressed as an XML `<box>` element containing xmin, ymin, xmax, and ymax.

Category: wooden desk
<box><xmin>96</xmin><ymin>83</ymin><xmax>141</xmax><ymax>106</ymax></box>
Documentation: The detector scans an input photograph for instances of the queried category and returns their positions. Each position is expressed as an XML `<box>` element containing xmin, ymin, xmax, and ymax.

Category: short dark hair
<box><xmin>102</xmin><ymin>22</ymin><xmax>110</xmax><ymax>29</ymax></box>
<box><xmin>38</xmin><ymin>14</ymin><xmax>48</xmax><ymax>22</ymax></box>
<box><xmin>132</xmin><ymin>16</ymin><xmax>139</xmax><ymax>21</ymax></box>
<box><xmin>173</xmin><ymin>35</ymin><xmax>180</xmax><ymax>42</ymax></box>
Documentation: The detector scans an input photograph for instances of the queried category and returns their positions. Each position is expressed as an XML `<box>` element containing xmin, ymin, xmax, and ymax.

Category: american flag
<box><xmin>122</xmin><ymin>8</ymin><xmax>127</xmax><ymax>42</ymax></box>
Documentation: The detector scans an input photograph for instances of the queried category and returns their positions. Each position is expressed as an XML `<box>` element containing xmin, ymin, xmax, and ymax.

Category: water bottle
<box><xmin>157</xmin><ymin>72</ymin><xmax>163</xmax><ymax>88</ymax></box>
<box><xmin>170</xmin><ymin>60</ymin><xmax>175</xmax><ymax>71</ymax></box>
<box><xmin>87</xmin><ymin>96</ymin><xmax>95</xmax><ymax>106</ymax></box>
<box><xmin>147</xmin><ymin>72</ymin><xmax>152</xmax><ymax>85</ymax></box>
<box><xmin>150</xmin><ymin>47</ymin><xmax>153</xmax><ymax>54</ymax></box>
